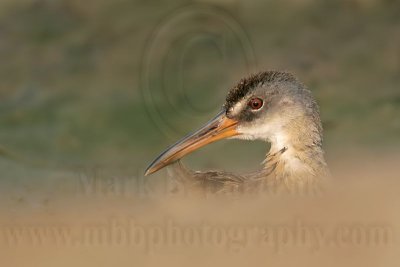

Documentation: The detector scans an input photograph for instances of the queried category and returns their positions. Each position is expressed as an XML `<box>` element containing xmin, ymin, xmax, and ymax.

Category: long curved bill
<box><xmin>144</xmin><ymin>110</ymin><xmax>239</xmax><ymax>176</ymax></box>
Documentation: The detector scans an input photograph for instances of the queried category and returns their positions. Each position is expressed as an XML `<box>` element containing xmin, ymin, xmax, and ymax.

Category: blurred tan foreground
<box><xmin>0</xmin><ymin>153</ymin><xmax>399</xmax><ymax>267</ymax></box>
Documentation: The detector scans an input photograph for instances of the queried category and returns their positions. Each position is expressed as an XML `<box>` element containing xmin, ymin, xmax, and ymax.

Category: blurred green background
<box><xmin>0</xmin><ymin>0</ymin><xmax>399</xmax><ymax>189</ymax></box>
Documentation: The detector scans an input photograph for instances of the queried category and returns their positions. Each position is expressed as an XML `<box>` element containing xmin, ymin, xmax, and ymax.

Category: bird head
<box><xmin>145</xmin><ymin>71</ymin><xmax>322</xmax><ymax>176</ymax></box>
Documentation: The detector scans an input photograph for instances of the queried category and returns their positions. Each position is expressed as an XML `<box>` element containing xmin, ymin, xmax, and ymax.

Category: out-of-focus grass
<box><xmin>0</xmin><ymin>0</ymin><xmax>399</xmax><ymax>176</ymax></box>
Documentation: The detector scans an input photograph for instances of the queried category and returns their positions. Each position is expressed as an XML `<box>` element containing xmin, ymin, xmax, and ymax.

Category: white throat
<box><xmin>235</xmin><ymin>113</ymin><xmax>327</xmax><ymax>184</ymax></box>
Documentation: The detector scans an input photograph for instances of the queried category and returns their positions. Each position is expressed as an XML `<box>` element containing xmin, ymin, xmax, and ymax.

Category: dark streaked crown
<box><xmin>224</xmin><ymin>71</ymin><xmax>298</xmax><ymax>111</ymax></box>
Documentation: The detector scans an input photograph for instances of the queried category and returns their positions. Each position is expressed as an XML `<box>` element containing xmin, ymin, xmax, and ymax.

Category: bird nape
<box><xmin>145</xmin><ymin>70</ymin><xmax>329</xmax><ymax>195</ymax></box>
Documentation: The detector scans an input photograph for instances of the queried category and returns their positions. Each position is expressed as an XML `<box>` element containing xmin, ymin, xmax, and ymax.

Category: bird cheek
<box><xmin>237</xmin><ymin>109</ymin><xmax>256</xmax><ymax>122</ymax></box>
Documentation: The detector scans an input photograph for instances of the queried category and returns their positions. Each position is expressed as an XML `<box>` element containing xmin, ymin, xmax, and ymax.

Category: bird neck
<box><xmin>264</xmin><ymin>119</ymin><xmax>328</xmax><ymax>191</ymax></box>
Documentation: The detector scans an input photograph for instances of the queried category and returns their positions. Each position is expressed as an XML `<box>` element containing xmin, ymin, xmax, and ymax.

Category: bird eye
<box><xmin>248</xmin><ymin>97</ymin><xmax>263</xmax><ymax>110</ymax></box>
